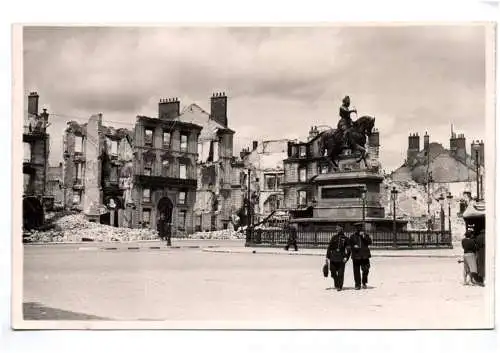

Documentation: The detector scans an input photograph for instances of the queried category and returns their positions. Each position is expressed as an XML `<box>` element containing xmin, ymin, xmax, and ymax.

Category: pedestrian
<box><xmin>284</xmin><ymin>223</ymin><xmax>298</xmax><ymax>251</ymax></box>
<box><xmin>165</xmin><ymin>221</ymin><xmax>172</xmax><ymax>246</ymax></box>
<box><xmin>461</xmin><ymin>230</ymin><xmax>479</xmax><ymax>285</ymax></box>
<box><xmin>326</xmin><ymin>226</ymin><xmax>351</xmax><ymax>291</ymax></box>
<box><xmin>349</xmin><ymin>223</ymin><xmax>372</xmax><ymax>290</ymax></box>
<box><xmin>475</xmin><ymin>229</ymin><xmax>485</xmax><ymax>285</ymax></box>
<box><xmin>157</xmin><ymin>214</ymin><xmax>166</xmax><ymax>241</ymax></box>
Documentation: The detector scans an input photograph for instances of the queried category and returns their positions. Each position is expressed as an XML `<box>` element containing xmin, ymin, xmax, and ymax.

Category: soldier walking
<box><xmin>349</xmin><ymin>223</ymin><xmax>372</xmax><ymax>290</ymax></box>
<box><xmin>326</xmin><ymin>226</ymin><xmax>351</xmax><ymax>291</ymax></box>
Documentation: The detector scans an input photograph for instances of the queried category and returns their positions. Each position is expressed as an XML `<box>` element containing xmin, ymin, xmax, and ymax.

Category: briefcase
<box><xmin>322</xmin><ymin>262</ymin><xmax>329</xmax><ymax>278</ymax></box>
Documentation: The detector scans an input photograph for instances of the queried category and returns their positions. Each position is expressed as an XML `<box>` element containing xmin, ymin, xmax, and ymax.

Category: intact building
<box><xmin>131</xmin><ymin>98</ymin><xmax>202</xmax><ymax>236</ymax></box>
<box><xmin>23</xmin><ymin>92</ymin><xmax>50</xmax><ymax>230</ymax></box>
<box><xmin>391</xmin><ymin>128</ymin><xmax>485</xmax><ymax>199</ymax></box>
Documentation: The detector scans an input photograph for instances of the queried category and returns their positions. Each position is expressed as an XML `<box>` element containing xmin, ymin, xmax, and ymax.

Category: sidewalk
<box><xmin>202</xmin><ymin>245</ymin><xmax>463</xmax><ymax>258</ymax></box>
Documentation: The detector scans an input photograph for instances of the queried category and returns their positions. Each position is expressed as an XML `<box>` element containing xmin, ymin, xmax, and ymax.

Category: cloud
<box><xmin>23</xmin><ymin>25</ymin><xmax>488</xmax><ymax>171</ymax></box>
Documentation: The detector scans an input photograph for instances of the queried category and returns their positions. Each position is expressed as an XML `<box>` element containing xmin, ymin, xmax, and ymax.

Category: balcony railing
<box><xmin>23</xmin><ymin>125</ymin><xmax>46</xmax><ymax>135</ymax></box>
<box><xmin>135</xmin><ymin>174</ymin><xmax>197</xmax><ymax>189</ymax></box>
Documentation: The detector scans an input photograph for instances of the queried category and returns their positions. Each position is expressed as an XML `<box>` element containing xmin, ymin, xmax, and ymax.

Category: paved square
<box><xmin>22</xmin><ymin>244</ymin><xmax>491</xmax><ymax>329</ymax></box>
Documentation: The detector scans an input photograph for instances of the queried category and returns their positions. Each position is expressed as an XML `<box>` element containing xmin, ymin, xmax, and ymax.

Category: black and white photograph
<box><xmin>11</xmin><ymin>23</ymin><xmax>496</xmax><ymax>330</ymax></box>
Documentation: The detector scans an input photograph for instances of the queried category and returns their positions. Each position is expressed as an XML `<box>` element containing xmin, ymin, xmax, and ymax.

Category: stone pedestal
<box><xmin>292</xmin><ymin>167</ymin><xmax>408</xmax><ymax>232</ymax></box>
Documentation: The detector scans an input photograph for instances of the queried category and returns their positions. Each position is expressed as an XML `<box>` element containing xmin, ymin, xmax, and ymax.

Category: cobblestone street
<box><xmin>22</xmin><ymin>243</ymin><xmax>491</xmax><ymax>329</ymax></box>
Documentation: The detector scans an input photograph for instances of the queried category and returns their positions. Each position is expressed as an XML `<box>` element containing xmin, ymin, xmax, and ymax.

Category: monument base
<box><xmin>291</xmin><ymin>217</ymin><xmax>408</xmax><ymax>233</ymax></box>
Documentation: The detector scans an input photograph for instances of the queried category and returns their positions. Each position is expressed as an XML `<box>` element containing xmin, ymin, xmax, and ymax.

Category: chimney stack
<box><xmin>210</xmin><ymin>92</ymin><xmax>228</xmax><ymax>127</ymax></box>
<box><xmin>28</xmin><ymin>91</ymin><xmax>39</xmax><ymax>117</ymax></box>
<box><xmin>252</xmin><ymin>140</ymin><xmax>258</xmax><ymax>151</ymax></box>
<box><xmin>423</xmin><ymin>131</ymin><xmax>429</xmax><ymax>151</ymax></box>
<box><xmin>159</xmin><ymin>97</ymin><xmax>180</xmax><ymax>120</ymax></box>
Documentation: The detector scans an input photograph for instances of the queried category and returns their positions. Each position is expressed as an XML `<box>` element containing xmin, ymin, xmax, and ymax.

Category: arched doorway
<box><xmin>157</xmin><ymin>197</ymin><xmax>173</xmax><ymax>241</ymax></box>
<box><xmin>101</xmin><ymin>197</ymin><xmax>124</xmax><ymax>227</ymax></box>
<box><xmin>23</xmin><ymin>196</ymin><xmax>44</xmax><ymax>230</ymax></box>
<box><xmin>158</xmin><ymin>197</ymin><xmax>173</xmax><ymax>223</ymax></box>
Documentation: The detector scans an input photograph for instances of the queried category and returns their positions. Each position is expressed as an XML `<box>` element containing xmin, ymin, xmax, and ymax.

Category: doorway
<box><xmin>157</xmin><ymin>197</ymin><xmax>173</xmax><ymax>237</ymax></box>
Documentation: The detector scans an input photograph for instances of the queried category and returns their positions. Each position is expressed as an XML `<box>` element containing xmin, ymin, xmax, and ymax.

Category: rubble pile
<box><xmin>381</xmin><ymin>177</ymin><xmax>466</xmax><ymax>240</ymax></box>
<box><xmin>24</xmin><ymin>214</ymin><xmax>159</xmax><ymax>243</ymax></box>
<box><xmin>189</xmin><ymin>228</ymin><xmax>246</xmax><ymax>240</ymax></box>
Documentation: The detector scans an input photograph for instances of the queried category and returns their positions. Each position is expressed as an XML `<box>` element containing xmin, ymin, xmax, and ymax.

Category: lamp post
<box><xmin>446</xmin><ymin>192</ymin><xmax>453</xmax><ymax>234</ymax></box>
<box><xmin>390</xmin><ymin>186</ymin><xmax>398</xmax><ymax>247</ymax></box>
<box><xmin>361</xmin><ymin>186</ymin><xmax>367</xmax><ymax>232</ymax></box>
<box><xmin>437</xmin><ymin>193</ymin><xmax>445</xmax><ymax>235</ymax></box>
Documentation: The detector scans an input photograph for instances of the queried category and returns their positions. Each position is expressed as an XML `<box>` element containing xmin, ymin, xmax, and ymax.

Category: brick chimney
<box><xmin>423</xmin><ymin>131</ymin><xmax>429</xmax><ymax>151</ymax></box>
<box><xmin>210</xmin><ymin>92</ymin><xmax>228</xmax><ymax>127</ymax></box>
<box><xmin>159</xmin><ymin>97</ymin><xmax>180</xmax><ymax>120</ymax></box>
<box><xmin>28</xmin><ymin>91</ymin><xmax>39</xmax><ymax>116</ymax></box>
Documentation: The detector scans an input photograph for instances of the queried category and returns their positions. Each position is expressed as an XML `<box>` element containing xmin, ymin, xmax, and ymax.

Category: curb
<box><xmin>201</xmin><ymin>248</ymin><xmax>461</xmax><ymax>259</ymax></box>
<box><xmin>83</xmin><ymin>245</ymin><xmax>222</xmax><ymax>252</ymax></box>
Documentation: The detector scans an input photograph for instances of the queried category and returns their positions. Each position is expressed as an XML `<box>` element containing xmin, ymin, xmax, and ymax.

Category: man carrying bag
<box><xmin>326</xmin><ymin>226</ymin><xmax>351</xmax><ymax>291</ymax></box>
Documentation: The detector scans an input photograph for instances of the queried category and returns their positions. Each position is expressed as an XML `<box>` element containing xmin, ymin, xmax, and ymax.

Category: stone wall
<box><xmin>83</xmin><ymin>115</ymin><xmax>102</xmax><ymax>215</ymax></box>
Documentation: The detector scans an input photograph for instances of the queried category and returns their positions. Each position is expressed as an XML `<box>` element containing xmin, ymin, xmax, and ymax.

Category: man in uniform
<box><xmin>349</xmin><ymin>223</ymin><xmax>373</xmax><ymax>290</ymax></box>
<box><xmin>326</xmin><ymin>226</ymin><xmax>351</xmax><ymax>291</ymax></box>
<box><xmin>337</xmin><ymin>96</ymin><xmax>357</xmax><ymax>147</ymax></box>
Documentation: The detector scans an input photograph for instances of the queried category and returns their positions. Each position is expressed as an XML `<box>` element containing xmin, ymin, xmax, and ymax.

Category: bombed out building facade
<box><xmin>131</xmin><ymin>98</ymin><xmax>202</xmax><ymax>235</ymax></box>
<box><xmin>180</xmin><ymin>93</ymin><xmax>235</xmax><ymax>232</ymax></box>
<box><xmin>62</xmin><ymin>113</ymin><xmax>135</xmax><ymax>226</ymax></box>
<box><xmin>23</xmin><ymin>92</ymin><xmax>51</xmax><ymax>230</ymax></box>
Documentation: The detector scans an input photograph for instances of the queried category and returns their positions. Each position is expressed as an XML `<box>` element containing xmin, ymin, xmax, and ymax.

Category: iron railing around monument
<box><xmin>247</xmin><ymin>228</ymin><xmax>453</xmax><ymax>249</ymax></box>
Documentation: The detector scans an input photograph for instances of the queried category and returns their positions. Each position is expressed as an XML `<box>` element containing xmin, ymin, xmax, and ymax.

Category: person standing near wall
<box><xmin>475</xmin><ymin>229</ymin><xmax>485</xmax><ymax>286</ymax></box>
<box><xmin>326</xmin><ymin>226</ymin><xmax>351</xmax><ymax>291</ymax></box>
<box><xmin>349</xmin><ymin>223</ymin><xmax>373</xmax><ymax>290</ymax></box>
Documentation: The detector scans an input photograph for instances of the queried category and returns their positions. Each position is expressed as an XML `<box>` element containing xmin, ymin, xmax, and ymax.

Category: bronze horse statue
<box><xmin>318</xmin><ymin>115</ymin><xmax>375</xmax><ymax>170</ymax></box>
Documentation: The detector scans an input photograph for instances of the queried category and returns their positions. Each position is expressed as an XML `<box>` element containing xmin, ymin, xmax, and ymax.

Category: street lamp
<box><xmin>446</xmin><ymin>192</ymin><xmax>453</xmax><ymax>234</ymax></box>
<box><xmin>471</xmin><ymin>141</ymin><xmax>481</xmax><ymax>201</ymax></box>
<box><xmin>390</xmin><ymin>186</ymin><xmax>398</xmax><ymax>247</ymax></box>
<box><xmin>361</xmin><ymin>186</ymin><xmax>367</xmax><ymax>232</ymax></box>
<box><xmin>437</xmin><ymin>193</ymin><xmax>445</xmax><ymax>234</ymax></box>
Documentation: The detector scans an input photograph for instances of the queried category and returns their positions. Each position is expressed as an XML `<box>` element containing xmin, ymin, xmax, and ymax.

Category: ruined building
<box><xmin>46</xmin><ymin>163</ymin><xmax>64</xmax><ymax>207</ymax></box>
<box><xmin>178</xmin><ymin>93</ymin><xmax>235</xmax><ymax>231</ymax></box>
<box><xmin>238</xmin><ymin>139</ymin><xmax>289</xmax><ymax>223</ymax></box>
<box><xmin>23</xmin><ymin>92</ymin><xmax>50</xmax><ymax>230</ymax></box>
<box><xmin>62</xmin><ymin>114</ymin><xmax>134</xmax><ymax>226</ymax></box>
<box><xmin>131</xmin><ymin>98</ymin><xmax>202</xmax><ymax>235</ymax></box>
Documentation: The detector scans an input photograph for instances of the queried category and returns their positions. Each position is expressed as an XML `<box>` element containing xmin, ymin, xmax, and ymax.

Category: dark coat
<box><xmin>349</xmin><ymin>231</ymin><xmax>372</xmax><ymax>260</ymax></box>
<box><xmin>326</xmin><ymin>232</ymin><xmax>351</xmax><ymax>263</ymax></box>
<box><xmin>475</xmin><ymin>231</ymin><xmax>485</xmax><ymax>279</ymax></box>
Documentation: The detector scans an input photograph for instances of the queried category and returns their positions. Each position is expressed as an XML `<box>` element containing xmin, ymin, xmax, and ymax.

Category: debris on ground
<box><xmin>188</xmin><ymin>228</ymin><xmax>245</xmax><ymax>240</ymax></box>
<box><xmin>23</xmin><ymin>213</ymin><xmax>159</xmax><ymax>243</ymax></box>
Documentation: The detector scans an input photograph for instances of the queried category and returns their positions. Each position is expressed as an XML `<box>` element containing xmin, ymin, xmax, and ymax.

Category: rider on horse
<box><xmin>337</xmin><ymin>96</ymin><xmax>357</xmax><ymax>147</ymax></box>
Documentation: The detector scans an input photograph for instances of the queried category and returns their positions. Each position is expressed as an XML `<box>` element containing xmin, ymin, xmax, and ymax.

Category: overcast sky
<box><xmin>23</xmin><ymin>25</ymin><xmax>487</xmax><ymax>171</ymax></box>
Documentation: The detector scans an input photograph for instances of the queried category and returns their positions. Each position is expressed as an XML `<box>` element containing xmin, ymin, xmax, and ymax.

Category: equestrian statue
<box><xmin>318</xmin><ymin>95</ymin><xmax>376</xmax><ymax>170</ymax></box>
